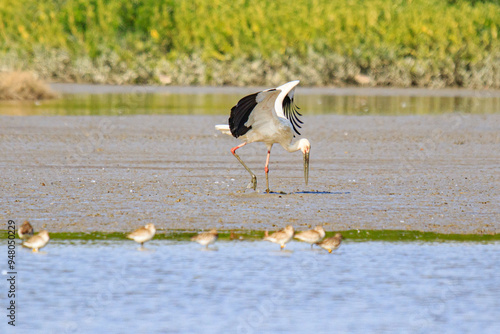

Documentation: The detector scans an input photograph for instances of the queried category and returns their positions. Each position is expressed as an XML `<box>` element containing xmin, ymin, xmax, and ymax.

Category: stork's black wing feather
<box><xmin>282</xmin><ymin>95</ymin><xmax>302</xmax><ymax>136</ymax></box>
<box><xmin>228</xmin><ymin>92</ymin><xmax>259</xmax><ymax>138</ymax></box>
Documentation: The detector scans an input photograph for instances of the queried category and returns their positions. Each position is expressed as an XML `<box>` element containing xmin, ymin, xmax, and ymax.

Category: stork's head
<box><xmin>298</xmin><ymin>139</ymin><xmax>311</xmax><ymax>185</ymax></box>
<box><xmin>298</xmin><ymin>138</ymin><xmax>310</xmax><ymax>154</ymax></box>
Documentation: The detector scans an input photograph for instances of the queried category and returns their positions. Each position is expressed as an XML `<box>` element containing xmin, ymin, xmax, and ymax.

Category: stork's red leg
<box><xmin>230</xmin><ymin>142</ymin><xmax>246</xmax><ymax>155</ymax></box>
<box><xmin>265</xmin><ymin>149</ymin><xmax>271</xmax><ymax>193</ymax></box>
<box><xmin>231</xmin><ymin>143</ymin><xmax>257</xmax><ymax>190</ymax></box>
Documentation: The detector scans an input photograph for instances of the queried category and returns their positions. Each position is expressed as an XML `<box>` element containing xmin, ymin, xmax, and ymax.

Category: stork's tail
<box><xmin>215</xmin><ymin>124</ymin><xmax>232</xmax><ymax>136</ymax></box>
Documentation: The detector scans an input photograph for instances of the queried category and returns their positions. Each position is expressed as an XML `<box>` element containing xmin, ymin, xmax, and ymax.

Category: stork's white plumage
<box><xmin>215</xmin><ymin>80</ymin><xmax>310</xmax><ymax>193</ymax></box>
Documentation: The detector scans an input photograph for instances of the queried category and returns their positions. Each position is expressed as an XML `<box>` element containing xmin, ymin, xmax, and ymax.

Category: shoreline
<box><xmin>2</xmin><ymin>229</ymin><xmax>499</xmax><ymax>242</ymax></box>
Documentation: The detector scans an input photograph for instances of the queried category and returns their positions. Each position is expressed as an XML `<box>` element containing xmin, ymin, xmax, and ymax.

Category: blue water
<box><xmin>2</xmin><ymin>240</ymin><xmax>500</xmax><ymax>333</ymax></box>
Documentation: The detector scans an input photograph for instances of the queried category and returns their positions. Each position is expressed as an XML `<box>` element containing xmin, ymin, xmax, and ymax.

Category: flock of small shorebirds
<box><xmin>17</xmin><ymin>221</ymin><xmax>343</xmax><ymax>254</ymax></box>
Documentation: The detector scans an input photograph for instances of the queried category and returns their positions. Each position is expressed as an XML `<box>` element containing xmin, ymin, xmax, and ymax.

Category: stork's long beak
<box><xmin>304</xmin><ymin>151</ymin><xmax>310</xmax><ymax>185</ymax></box>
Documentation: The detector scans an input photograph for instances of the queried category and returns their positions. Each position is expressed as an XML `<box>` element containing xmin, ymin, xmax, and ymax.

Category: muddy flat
<box><xmin>1</xmin><ymin>114</ymin><xmax>499</xmax><ymax>233</ymax></box>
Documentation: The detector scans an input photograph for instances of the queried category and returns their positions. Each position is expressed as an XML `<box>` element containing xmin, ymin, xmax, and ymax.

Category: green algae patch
<box><xmin>334</xmin><ymin>230</ymin><xmax>500</xmax><ymax>243</ymax></box>
<box><xmin>1</xmin><ymin>229</ymin><xmax>499</xmax><ymax>243</ymax></box>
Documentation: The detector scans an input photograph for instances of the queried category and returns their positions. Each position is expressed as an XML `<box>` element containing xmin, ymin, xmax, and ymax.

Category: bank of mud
<box><xmin>1</xmin><ymin>114</ymin><xmax>499</xmax><ymax>233</ymax></box>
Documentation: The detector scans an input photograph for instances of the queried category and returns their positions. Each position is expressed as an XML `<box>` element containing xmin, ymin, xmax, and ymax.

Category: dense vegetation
<box><xmin>0</xmin><ymin>0</ymin><xmax>499</xmax><ymax>87</ymax></box>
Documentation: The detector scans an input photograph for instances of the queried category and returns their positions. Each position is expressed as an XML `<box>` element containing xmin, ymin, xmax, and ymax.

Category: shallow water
<box><xmin>1</xmin><ymin>90</ymin><xmax>499</xmax><ymax>116</ymax></box>
<box><xmin>3</xmin><ymin>240</ymin><xmax>500</xmax><ymax>333</ymax></box>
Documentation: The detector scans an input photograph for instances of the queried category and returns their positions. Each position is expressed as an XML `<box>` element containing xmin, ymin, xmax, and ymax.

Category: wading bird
<box><xmin>215</xmin><ymin>80</ymin><xmax>310</xmax><ymax>193</ymax></box>
<box><xmin>18</xmin><ymin>220</ymin><xmax>34</xmax><ymax>240</ymax></box>
<box><xmin>316</xmin><ymin>233</ymin><xmax>343</xmax><ymax>253</ymax></box>
<box><xmin>263</xmin><ymin>225</ymin><xmax>295</xmax><ymax>250</ymax></box>
<box><xmin>127</xmin><ymin>223</ymin><xmax>156</xmax><ymax>248</ymax></box>
<box><xmin>22</xmin><ymin>230</ymin><xmax>50</xmax><ymax>253</ymax></box>
<box><xmin>191</xmin><ymin>229</ymin><xmax>218</xmax><ymax>248</ymax></box>
<box><xmin>294</xmin><ymin>225</ymin><xmax>326</xmax><ymax>249</ymax></box>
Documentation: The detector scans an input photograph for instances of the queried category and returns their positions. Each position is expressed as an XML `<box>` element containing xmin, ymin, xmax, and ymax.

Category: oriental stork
<box><xmin>215</xmin><ymin>80</ymin><xmax>310</xmax><ymax>193</ymax></box>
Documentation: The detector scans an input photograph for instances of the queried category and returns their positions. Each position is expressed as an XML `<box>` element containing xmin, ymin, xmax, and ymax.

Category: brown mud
<box><xmin>1</xmin><ymin>114</ymin><xmax>499</xmax><ymax>233</ymax></box>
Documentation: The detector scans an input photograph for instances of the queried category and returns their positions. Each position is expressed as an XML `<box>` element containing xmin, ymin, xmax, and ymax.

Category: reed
<box><xmin>0</xmin><ymin>0</ymin><xmax>498</xmax><ymax>87</ymax></box>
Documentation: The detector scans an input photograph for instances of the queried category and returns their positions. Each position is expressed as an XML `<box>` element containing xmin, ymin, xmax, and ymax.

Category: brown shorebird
<box><xmin>263</xmin><ymin>225</ymin><xmax>295</xmax><ymax>250</ymax></box>
<box><xmin>127</xmin><ymin>223</ymin><xmax>156</xmax><ymax>248</ymax></box>
<box><xmin>22</xmin><ymin>230</ymin><xmax>50</xmax><ymax>252</ymax></box>
<box><xmin>294</xmin><ymin>225</ymin><xmax>325</xmax><ymax>248</ymax></box>
<box><xmin>316</xmin><ymin>233</ymin><xmax>343</xmax><ymax>253</ymax></box>
<box><xmin>191</xmin><ymin>229</ymin><xmax>218</xmax><ymax>248</ymax></box>
<box><xmin>18</xmin><ymin>221</ymin><xmax>34</xmax><ymax>240</ymax></box>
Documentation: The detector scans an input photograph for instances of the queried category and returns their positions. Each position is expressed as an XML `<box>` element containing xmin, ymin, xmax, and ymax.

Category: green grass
<box><xmin>1</xmin><ymin>0</ymin><xmax>499</xmax><ymax>87</ymax></box>
<box><xmin>1</xmin><ymin>230</ymin><xmax>499</xmax><ymax>242</ymax></box>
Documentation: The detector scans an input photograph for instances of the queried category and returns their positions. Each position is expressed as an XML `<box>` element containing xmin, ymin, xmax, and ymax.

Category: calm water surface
<box><xmin>1</xmin><ymin>92</ymin><xmax>499</xmax><ymax>115</ymax></box>
<box><xmin>3</xmin><ymin>240</ymin><xmax>500</xmax><ymax>333</ymax></box>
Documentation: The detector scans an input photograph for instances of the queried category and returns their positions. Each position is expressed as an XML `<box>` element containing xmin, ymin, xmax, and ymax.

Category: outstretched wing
<box><xmin>228</xmin><ymin>92</ymin><xmax>258</xmax><ymax>138</ymax></box>
<box><xmin>282</xmin><ymin>95</ymin><xmax>303</xmax><ymax>136</ymax></box>
<box><xmin>228</xmin><ymin>89</ymin><xmax>279</xmax><ymax>138</ymax></box>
